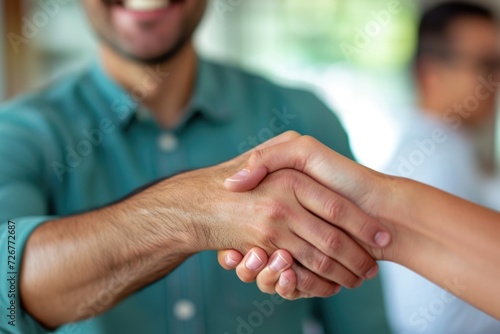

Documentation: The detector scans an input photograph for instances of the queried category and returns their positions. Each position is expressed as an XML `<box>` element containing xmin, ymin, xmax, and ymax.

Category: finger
<box><xmin>275</xmin><ymin>268</ymin><xmax>298</xmax><ymax>299</ymax></box>
<box><xmin>288</xmin><ymin>233</ymin><xmax>364</xmax><ymax>289</ymax></box>
<box><xmin>218</xmin><ymin>250</ymin><xmax>244</xmax><ymax>270</ymax></box>
<box><xmin>254</xmin><ymin>262</ymin><xmax>344</xmax><ymax>301</ymax></box>
<box><xmin>248</xmin><ymin>131</ymin><xmax>301</xmax><ymax>153</ymax></box>
<box><xmin>292</xmin><ymin>213</ymin><xmax>379</xmax><ymax>280</ymax></box>
<box><xmin>293</xmin><ymin>172</ymin><xmax>389</xmax><ymax>254</ymax></box>
<box><xmin>222</xmin><ymin>131</ymin><xmax>301</xmax><ymax>184</ymax></box>
<box><xmin>225</xmin><ymin>136</ymin><xmax>371</xmax><ymax>205</ymax></box>
<box><xmin>255</xmin><ymin>250</ymin><xmax>294</xmax><ymax>294</ymax></box>
<box><xmin>279</xmin><ymin>264</ymin><xmax>342</xmax><ymax>300</ymax></box>
<box><xmin>242</xmin><ymin>249</ymin><xmax>345</xmax><ymax>300</ymax></box>
<box><xmin>235</xmin><ymin>248</ymin><xmax>269</xmax><ymax>283</ymax></box>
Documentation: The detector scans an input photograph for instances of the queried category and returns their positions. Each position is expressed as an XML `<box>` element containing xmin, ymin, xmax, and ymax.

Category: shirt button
<box><xmin>158</xmin><ymin>133</ymin><xmax>178</xmax><ymax>152</ymax></box>
<box><xmin>173</xmin><ymin>299</ymin><xmax>196</xmax><ymax>321</ymax></box>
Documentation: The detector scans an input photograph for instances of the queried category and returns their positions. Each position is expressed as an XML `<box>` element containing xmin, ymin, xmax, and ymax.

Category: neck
<box><xmin>419</xmin><ymin>97</ymin><xmax>479</xmax><ymax>131</ymax></box>
<box><xmin>419</xmin><ymin>100</ymin><xmax>444</xmax><ymax>121</ymax></box>
<box><xmin>100</xmin><ymin>42</ymin><xmax>197</xmax><ymax>129</ymax></box>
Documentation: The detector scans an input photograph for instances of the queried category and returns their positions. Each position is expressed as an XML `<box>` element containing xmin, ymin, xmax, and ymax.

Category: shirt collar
<box><xmin>87</xmin><ymin>57</ymin><xmax>233</xmax><ymax>131</ymax></box>
<box><xmin>88</xmin><ymin>60</ymin><xmax>137</xmax><ymax>129</ymax></box>
<box><xmin>187</xmin><ymin>58</ymin><xmax>233</xmax><ymax>124</ymax></box>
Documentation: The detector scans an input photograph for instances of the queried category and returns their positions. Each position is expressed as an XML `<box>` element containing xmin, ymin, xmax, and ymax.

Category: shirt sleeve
<box><xmin>0</xmin><ymin>108</ymin><xmax>55</xmax><ymax>333</ymax></box>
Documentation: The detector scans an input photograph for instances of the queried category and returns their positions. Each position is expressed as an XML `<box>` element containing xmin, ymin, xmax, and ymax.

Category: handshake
<box><xmin>201</xmin><ymin>131</ymin><xmax>397</xmax><ymax>300</ymax></box>
<box><xmin>196</xmin><ymin>131</ymin><xmax>500</xmax><ymax>320</ymax></box>
<box><xmin>18</xmin><ymin>130</ymin><xmax>497</xmax><ymax>330</ymax></box>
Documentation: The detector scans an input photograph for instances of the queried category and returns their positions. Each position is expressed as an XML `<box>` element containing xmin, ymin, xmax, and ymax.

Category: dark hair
<box><xmin>416</xmin><ymin>1</ymin><xmax>495</xmax><ymax>62</ymax></box>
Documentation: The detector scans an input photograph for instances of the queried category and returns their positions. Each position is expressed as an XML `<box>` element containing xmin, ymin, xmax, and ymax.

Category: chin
<box><xmin>85</xmin><ymin>0</ymin><xmax>204</xmax><ymax>63</ymax></box>
<box><xmin>116</xmin><ymin>37</ymin><xmax>192</xmax><ymax>64</ymax></box>
<box><xmin>111</xmin><ymin>0</ymin><xmax>200</xmax><ymax>61</ymax></box>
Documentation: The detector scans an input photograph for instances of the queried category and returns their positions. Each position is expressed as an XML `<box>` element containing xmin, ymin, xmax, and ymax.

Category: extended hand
<box><xmin>216</xmin><ymin>132</ymin><xmax>394</xmax><ymax>299</ymax></box>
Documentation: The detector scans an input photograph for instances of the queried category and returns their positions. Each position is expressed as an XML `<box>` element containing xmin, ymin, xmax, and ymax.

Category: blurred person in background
<box><xmin>0</xmin><ymin>0</ymin><xmax>391</xmax><ymax>333</ymax></box>
<box><xmin>380</xmin><ymin>2</ymin><xmax>500</xmax><ymax>333</ymax></box>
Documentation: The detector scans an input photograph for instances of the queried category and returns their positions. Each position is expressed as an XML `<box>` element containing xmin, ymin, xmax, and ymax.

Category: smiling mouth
<box><xmin>106</xmin><ymin>0</ymin><xmax>182</xmax><ymax>11</ymax></box>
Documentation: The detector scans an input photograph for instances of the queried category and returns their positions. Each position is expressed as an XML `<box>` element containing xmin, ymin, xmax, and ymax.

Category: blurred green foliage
<box><xmin>245</xmin><ymin>0</ymin><xmax>418</xmax><ymax>69</ymax></box>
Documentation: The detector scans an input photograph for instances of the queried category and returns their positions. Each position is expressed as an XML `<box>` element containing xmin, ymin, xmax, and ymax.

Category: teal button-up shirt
<box><xmin>0</xmin><ymin>58</ymin><xmax>390</xmax><ymax>334</ymax></box>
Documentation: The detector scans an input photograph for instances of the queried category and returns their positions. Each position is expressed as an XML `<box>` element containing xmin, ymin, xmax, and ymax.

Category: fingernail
<box><xmin>269</xmin><ymin>254</ymin><xmax>289</xmax><ymax>272</ymax></box>
<box><xmin>225</xmin><ymin>169</ymin><xmax>250</xmax><ymax>183</ymax></box>
<box><xmin>225</xmin><ymin>254</ymin><xmax>239</xmax><ymax>267</ymax></box>
<box><xmin>246</xmin><ymin>252</ymin><xmax>263</xmax><ymax>271</ymax></box>
<box><xmin>279</xmin><ymin>274</ymin><xmax>290</xmax><ymax>287</ymax></box>
<box><xmin>365</xmin><ymin>265</ymin><xmax>379</xmax><ymax>279</ymax></box>
<box><xmin>374</xmin><ymin>232</ymin><xmax>390</xmax><ymax>247</ymax></box>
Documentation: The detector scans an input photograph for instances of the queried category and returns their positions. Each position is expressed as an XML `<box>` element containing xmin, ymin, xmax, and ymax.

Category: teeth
<box><xmin>123</xmin><ymin>0</ymin><xmax>170</xmax><ymax>11</ymax></box>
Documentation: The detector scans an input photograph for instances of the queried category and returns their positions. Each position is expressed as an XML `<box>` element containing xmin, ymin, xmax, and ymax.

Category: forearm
<box><xmin>20</xmin><ymin>180</ymin><xmax>200</xmax><ymax>329</ymax></box>
<box><xmin>383</xmin><ymin>177</ymin><xmax>500</xmax><ymax>318</ymax></box>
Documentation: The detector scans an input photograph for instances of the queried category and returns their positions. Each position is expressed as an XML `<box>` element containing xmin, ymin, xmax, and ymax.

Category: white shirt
<box><xmin>380</xmin><ymin>112</ymin><xmax>500</xmax><ymax>334</ymax></box>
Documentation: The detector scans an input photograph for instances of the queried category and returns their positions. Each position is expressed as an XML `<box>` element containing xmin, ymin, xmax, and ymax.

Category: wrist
<box><xmin>377</xmin><ymin>175</ymin><xmax>411</xmax><ymax>227</ymax></box>
<box><xmin>117</xmin><ymin>179</ymin><xmax>205</xmax><ymax>257</ymax></box>
<box><xmin>373</xmin><ymin>174</ymin><xmax>420</xmax><ymax>262</ymax></box>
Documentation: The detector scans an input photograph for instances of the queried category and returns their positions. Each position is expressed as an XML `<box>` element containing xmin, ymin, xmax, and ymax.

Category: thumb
<box><xmin>223</xmin><ymin>166</ymin><xmax>268</xmax><ymax>192</ymax></box>
<box><xmin>224</xmin><ymin>131</ymin><xmax>303</xmax><ymax>192</ymax></box>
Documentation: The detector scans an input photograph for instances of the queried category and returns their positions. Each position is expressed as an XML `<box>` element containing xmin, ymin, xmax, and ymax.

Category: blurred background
<box><xmin>1</xmin><ymin>0</ymin><xmax>499</xmax><ymax>186</ymax></box>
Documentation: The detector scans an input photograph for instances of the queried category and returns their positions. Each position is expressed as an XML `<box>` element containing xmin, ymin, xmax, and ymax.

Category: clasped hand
<box><xmin>213</xmin><ymin>131</ymin><xmax>395</xmax><ymax>299</ymax></box>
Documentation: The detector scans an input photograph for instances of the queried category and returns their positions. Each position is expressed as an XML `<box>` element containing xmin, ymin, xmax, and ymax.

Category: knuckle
<box><xmin>259</xmin><ymin>225</ymin><xmax>279</xmax><ymax>247</ymax></box>
<box><xmin>263</xmin><ymin>200</ymin><xmax>289</xmax><ymax>222</ymax></box>
<box><xmin>323</xmin><ymin>231</ymin><xmax>344</xmax><ymax>252</ymax></box>
<box><xmin>353</xmin><ymin>254</ymin><xmax>375</xmax><ymax>274</ymax></box>
<box><xmin>248</xmin><ymin>149</ymin><xmax>265</xmax><ymax>166</ymax></box>
<box><xmin>299</xmin><ymin>274</ymin><xmax>337</xmax><ymax>298</ymax></box>
<box><xmin>313</xmin><ymin>255</ymin><xmax>336</xmax><ymax>276</ymax></box>
<box><xmin>297</xmin><ymin>272</ymin><xmax>316</xmax><ymax>292</ymax></box>
<box><xmin>300</xmin><ymin>135</ymin><xmax>319</xmax><ymax>148</ymax></box>
<box><xmin>282</xmin><ymin>130</ymin><xmax>301</xmax><ymax>140</ymax></box>
<box><xmin>323</xmin><ymin>197</ymin><xmax>346</xmax><ymax>222</ymax></box>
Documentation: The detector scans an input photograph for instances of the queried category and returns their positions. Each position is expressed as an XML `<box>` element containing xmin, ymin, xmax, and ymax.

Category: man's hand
<box><xmin>217</xmin><ymin>132</ymin><xmax>397</xmax><ymax>299</ymax></box>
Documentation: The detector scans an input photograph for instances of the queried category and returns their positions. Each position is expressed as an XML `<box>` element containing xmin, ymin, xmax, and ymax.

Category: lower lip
<box><xmin>112</xmin><ymin>3</ymin><xmax>180</xmax><ymax>21</ymax></box>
